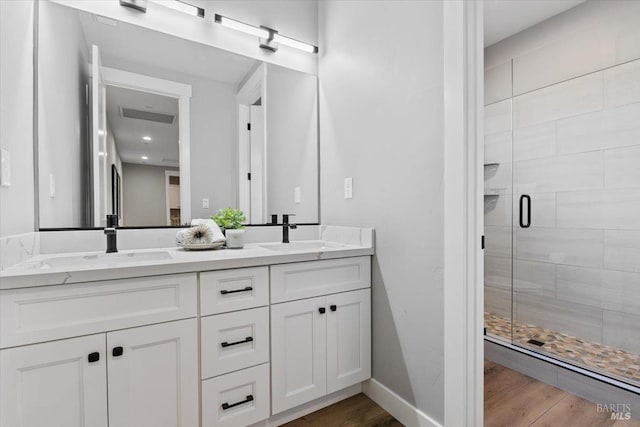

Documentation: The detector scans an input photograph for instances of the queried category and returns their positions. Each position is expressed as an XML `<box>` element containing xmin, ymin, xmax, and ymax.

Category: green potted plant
<box><xmin>212</xmin><ymin>208</ymin><xmax>246</xmax><ymax>249</ymax></box>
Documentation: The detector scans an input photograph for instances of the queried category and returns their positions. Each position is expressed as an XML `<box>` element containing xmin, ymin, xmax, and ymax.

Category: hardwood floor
<box><xmin>283</xmin><ymin>363</ymin><xmax>639</xmax><ymax>426</ymax></box>
<box><xmin>485</xmin><ymin>360</ymin><xmax>640</xmax><ymax>427</ymax></box>
<box><xmin>282</xmin><ymin>394</ymin><xmax>402</xmax><ymax>427</ymax></box>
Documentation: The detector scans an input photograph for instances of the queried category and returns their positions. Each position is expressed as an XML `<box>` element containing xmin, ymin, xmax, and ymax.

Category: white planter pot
<box><xmin>225</xmin><ymin>229</ymin><xmax>245</xmax><ymax>249</ymax></box>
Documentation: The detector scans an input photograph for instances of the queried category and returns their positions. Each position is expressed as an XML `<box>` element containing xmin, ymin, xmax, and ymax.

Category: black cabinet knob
<box><xmin>112</xmin><ymin>346</ymin><xmax>124</xmax><ymax>357</ymax></box>
<box><xmin>330</xmin><ymin>305</ymin><xmax>337</xmax><ymax>312</ymax></box>
<box><xmin>318</xmin><ymin>307</ymin><xmax>326</xmax><ymax>314</ymax></box>
<box><xmin>88</xmin><ymin>352</ymin><xmax>100</xmax><ymax>363</ymax></box>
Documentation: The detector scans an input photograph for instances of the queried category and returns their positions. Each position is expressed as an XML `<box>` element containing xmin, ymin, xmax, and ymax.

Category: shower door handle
<box><xmin>519</xmin><ymin>195</ymin><xmax>531</xmax><ymax>228</ymax></box>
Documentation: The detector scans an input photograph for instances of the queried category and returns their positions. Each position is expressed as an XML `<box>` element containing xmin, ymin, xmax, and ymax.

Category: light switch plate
<box><xmin>344</xmin><ymin>177</ymin><xmax>353</xmax><ymax>199</ymax></box>
<box><xmin>0</xmin><ymin>148</ymin><xmax>10</xmax><ymax>187</ymax></box>
<box><xmin>202</xmin><ymin>198</ymin><xmax>209</xmax><ymax>209</ymax></box>
<box><xmin>294</xmin><ymin>186</ymin><xmax>301</xmax><ymax>204</ymax></box>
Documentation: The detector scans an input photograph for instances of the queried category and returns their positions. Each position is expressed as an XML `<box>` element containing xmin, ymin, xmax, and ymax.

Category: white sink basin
<box><xmin>259</xmin><ymin>241</ymin><xmax>344</xmax><ymax>252</ymax></box>
<box><xmin>34</xmin><ymin>251</ymin><xmax>172</xmax><ymax>269</ymax></box>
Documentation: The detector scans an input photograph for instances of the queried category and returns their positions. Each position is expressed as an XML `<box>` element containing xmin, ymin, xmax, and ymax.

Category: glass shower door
<box><xmin>510</xmin><ymin>64</ymin><xmax>640</xmax><ymax>387</ymax></box>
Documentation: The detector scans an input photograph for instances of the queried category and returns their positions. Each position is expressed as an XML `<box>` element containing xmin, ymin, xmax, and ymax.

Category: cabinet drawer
<box><xmin>202</xmin><ymin>363</ymin><xmax>270</xmax><ymax>427</ymax></box>
<box><xmin>200</xmin><ymin>267</ymin><xmax>269</xmax><ymax>315</ymax></box>
<box><xmin>0</xmin><ymin>273</ymin><xmax>197</xmax><ymax>348</ymax></box>
<box><xmin>201</xmin><ymin>307</ymin><xmax>269</xmax><ymax>379</ymax></box>
<box><xmin>270</xmin><ymin>257</ymin><xmax>371</xmax><ymax>303</ymax></box>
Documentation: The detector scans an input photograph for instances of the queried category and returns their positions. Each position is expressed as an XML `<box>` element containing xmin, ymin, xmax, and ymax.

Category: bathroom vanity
<box><xmin>0</xmin><ymin>227</ymin><xmax>373</xmax><ymax>427</ymax></box>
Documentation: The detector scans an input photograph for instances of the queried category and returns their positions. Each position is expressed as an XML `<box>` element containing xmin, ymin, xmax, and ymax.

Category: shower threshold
<box><xmin>485</xmin><ymin>312</ymin><xmax>640</xmax><ymax>389</ymax></box>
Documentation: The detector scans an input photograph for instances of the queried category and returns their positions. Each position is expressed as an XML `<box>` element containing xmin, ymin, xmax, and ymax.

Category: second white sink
<box><xmin>259</xmin><ymin>241</ymin><xmax>344</xmax><ymax>252</ymax></box>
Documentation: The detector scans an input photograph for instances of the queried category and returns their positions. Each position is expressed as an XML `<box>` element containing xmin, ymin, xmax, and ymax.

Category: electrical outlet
<box><xmin>294</xmin><ymin>186</ymin><xmax>301</xmax><ymax>204</ymax></box>
<box><xmin>344</xmin><ymin>177</ymin><xmax>353</xmax><ymax>199</ymax></box>
<box><xmin>202</xmin><ymin>198</ymin><xmax>209</xmax><ymax>209</ymax></box>
<box><xmin>0</xmin><ymin>148</ymin><xmax>10</xmax><ymax>187</ymax></box>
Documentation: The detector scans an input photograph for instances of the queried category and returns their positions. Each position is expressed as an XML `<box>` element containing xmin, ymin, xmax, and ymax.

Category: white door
<box><xmin>271</xmin><ymin>296</ymin><xmax>327</xmax><ymax>414</ymax></box>
<box><xmin>91</xmin><ymin>45</ymin><xmax>107</xmax><ymax>227</ymax></box>
<box><xmin>326</xmin><ymin>289</ymin><xmax>372</xmax><ymax>393</ymax></box>
<box><xmin>249</xmin><ymin>105</ymin><xmax>265</xmax><ymax>223</ymax></box>
<box><xmin>0</xmin><ymin>334</ymin><xmax>108</xmax><ymax>427</ymax></box>
<box><xmin>106</xmin><ymin>319</ymin><xmax>198</xmax><ymax>427</ymax></box>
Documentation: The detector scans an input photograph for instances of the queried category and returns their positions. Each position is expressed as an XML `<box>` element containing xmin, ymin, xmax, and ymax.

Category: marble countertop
<box><xmin>0</xmin><ymin>227</ymin><xmax>374</xmax><ymax>290</ymax></box>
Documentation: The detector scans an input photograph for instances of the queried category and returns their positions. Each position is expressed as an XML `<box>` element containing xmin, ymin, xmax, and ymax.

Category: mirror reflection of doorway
<box><xmin>166</xmin><ymin>171</ymin><xmax>181</xmax><ymax>226</ymax></box>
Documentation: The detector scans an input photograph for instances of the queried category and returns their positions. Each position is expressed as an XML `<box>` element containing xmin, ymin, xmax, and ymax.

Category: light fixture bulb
<box><xmin>141</xmin><ymin>156</ymin><xmax>149</xmax><ymax>160</ymax></box>
<box><xmin>214</xmin><ymin>14</ymin><xmax>270</xmax><ymax>39</ymax></box>
<box><xmin>143</xmin><ymin>136</ymin><xmax>152</xmax><ymax>141</ymax></box>
<box><xmin>272</xmin><ymin>33</ymin><xmax>317</xmax><ymax>53</ymax></box>
<box><xmin>150</xmin><ymin>0</ymin><xmax>204</xmax><ymax>17</ymax></box>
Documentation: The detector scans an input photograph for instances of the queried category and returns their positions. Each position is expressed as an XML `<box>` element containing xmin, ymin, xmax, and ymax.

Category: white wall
<box><xmin>484</xmin><ymin>0</ymin><xmax>640</xmax><ymax>356</ymax></box>
<box><xmin>121</xmin><ymin>162</ymin><xmax>177</xmax><ymax>226</ymax></box>
<box><xmin>266</xmin><ymin>64</ymin><xmax>318</xmax><ymax>223</ymax></box>
<box><xmin>319</xmin><ymin>1</ymin><xmax>445</xmax><ymax>423</ymax></box>
<box><xmin>38</xmin><ymin>0</ymin><xmax>90</xmax><ymax>229</ymax></box>
<box><xmin>0</xmin><ymin>0</ymin><xmax>35</xmax><ymax>237</ymax></box>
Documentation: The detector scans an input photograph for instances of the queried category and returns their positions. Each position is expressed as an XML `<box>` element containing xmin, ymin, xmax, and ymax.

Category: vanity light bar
<box><xmin>213</xmin><ymin>14</ymin><xmax>317</xmax><ymax>54</ymax></box>
<box><xmin>150</xmin><ymin>0</ymin><xmax>204</xmax><ymax>18</ymax></box>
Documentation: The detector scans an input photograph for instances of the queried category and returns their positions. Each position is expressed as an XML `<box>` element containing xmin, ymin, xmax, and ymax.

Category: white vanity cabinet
<box><xmin>270</xmin><ymin>257</ymin><xmax>372</xmax><ymax>414</ymax></box>
<box><xmin>0</xmin><ymin>273</ymin><xmax>199</xmax><ymax>427</ymax></box>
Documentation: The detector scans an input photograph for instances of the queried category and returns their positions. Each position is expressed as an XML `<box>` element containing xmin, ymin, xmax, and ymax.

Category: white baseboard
<box><xmin>248</xmin><ymin>384</ymin><xmax>362</xmax><ymax>427</ymax></box>
<box><xmin>363</xmin><ymin>379</ymin><xmax>442</xmax><ymax>427</ymax></box>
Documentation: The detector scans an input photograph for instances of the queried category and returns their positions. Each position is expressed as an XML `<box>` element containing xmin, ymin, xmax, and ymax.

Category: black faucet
<box><xmin>105</xmin><ymin>214</ymin><xmax>118</xmax><ymax>253</ymax></box>
<box><xmin>282</xmin><ymin>214</ymin><xmax>297</xmax><ymax>244</ymax></box>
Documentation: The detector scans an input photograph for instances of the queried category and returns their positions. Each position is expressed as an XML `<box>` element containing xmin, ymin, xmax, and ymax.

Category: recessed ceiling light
<box><xmin>143</xmin><ymin>136</ymin><xmax>152</xmax><ymax>141</ymax></box>
<box><xmin>141</xmin><ymin>156</ymin><xmax>149</xmax><ymax>160</ymax></box>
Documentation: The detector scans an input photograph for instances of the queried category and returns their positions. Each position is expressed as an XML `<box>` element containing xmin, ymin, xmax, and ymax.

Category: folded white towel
<box><xmin>191</xmin><ymin>218</ymin><xmax>226</xmax><ymax>243</ymax></box>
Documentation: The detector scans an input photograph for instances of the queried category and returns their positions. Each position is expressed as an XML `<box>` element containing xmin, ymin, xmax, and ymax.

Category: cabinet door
<box><xmin>0</xmin><ymin>334</ymin><xmax>108</xmax><ymax>427</ymax></box>
<box><xmin>327</xmin><ymin>289</ymin><xmax>371</xmax><ymax>393</ymax></box>
<box><xmin>107</xmin><ymin>319</ymin><xmax>198</xmax><ymax>427</ymax></box>
<box><xmin>271</xmin><ymin>296</ymin><xmax>327</xmax><ymax>414</ymax></box>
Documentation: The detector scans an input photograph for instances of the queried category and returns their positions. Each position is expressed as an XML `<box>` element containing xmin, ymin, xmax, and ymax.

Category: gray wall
<box><xmin>0</xmin><ymin>0</ymin><xmax>35</xmax><ymax>237</ymax></box>
<box><xmin>121</xmin><ymin>163</ymin><xmax>177</xmax><ymax>226</ymax></box>
<box><xmin>266</xmin><ymin>64</ymin><xmax>318</xmax><ymax>223</ymax></box>
<box><xmin>319</xmin><ymin>1</ymin><xmax>445</xmax><ymax>423</ymax></box>
<box><xmin>38</xmin><ymin>0</ymin><xmax>89</xmax><ymax>228</ymax></box>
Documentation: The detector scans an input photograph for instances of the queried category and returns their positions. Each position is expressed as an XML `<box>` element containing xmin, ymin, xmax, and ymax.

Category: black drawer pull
<box><xmin>221</xmin><ymin>395</ymin><xmax>254</xmax><ymax>410</ymax></box>
<box><xmin>220</xmin><ymin>286</ymin><xmax>253</xmax><ymax>295</ymax></box>
<box><xmin>221</xmin><ymin>337</ymin><xmax>254</xmax><ymax>348</ymax></box>
<box><xmin>88</xmin><ymin>352</ymin><xmax>100</xmax><ymax>363</ymax></box>
<box><xmin>330</xmin><ymin>305</ymin><xmax>337</xmax><ymax>312</ymax></box>
<box><xmin>112</xmin><ymin>346</ymin><xmax>124</xmax><ymax>357</ymax></box>
<box><xmin>318</xmin><ymin>307</ymin><xmax>326</xmax><ymax>314</ymax></box>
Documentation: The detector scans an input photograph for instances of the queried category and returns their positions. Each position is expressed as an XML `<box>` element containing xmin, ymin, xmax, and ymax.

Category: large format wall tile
<box><xmin>556</xmin><ymin>189</ymin><xmax>640</xmax><ymax>230</ymax></box>
<box><xmin>513</xmin><ymin>72</ymin><xmax>602</xmax><ymax>129</ymax></box>
<box><xmin>515</xmin><ymin>227</ymin><xmax>603</xmax><ymax>268</ymax></box>
<box><xmin>485</xmin><ymin>226</ymin><xmax>512</xmax><ymax>259</ymax></box>
<box><xmin>603</xmin><ymin>311</ymin><xmax>640</xmax><ymax>355</ymax></box>
<box><xmin>484</xmin><ymin>162</ymin><xmax>511</xmax><ymax>195</ymax></box>
<box><xmin>485</xmin><ymin>255</ymin><xmax>511</xmax><ymax>289</ymax></box>
<box><xmin>514</xmin><ymin>151</ymin><xmax>603</xmax><ymax>193</ymax></box>
<box><xmin>485</xmin><ymin>285</ymin><xmax>511</xmax><ymax>319</ymax></box>
<box><xmin>604</xmin><ymin>59</ymin><xmax>640</xmax><ymax>108</ymax></box>
<box><xmin>485</xmin><ymin>99</ymin><xmax>512</xmax><ymax>135</ymax></box>
<box><xmin>604</xmin><ymin>230</ymin><xmax>640</xmax><ymax>273</ymax></box>
<box><xmin>514</xmin><ymin>293</ymin><xmax>603</xmax><ymax>343</ymax></box>
<box><xmin>485</xmin><ymin>194</ymin><xmax>511</xmax><ymax>227</ymax></box>
<box><xmin>513</xmin><ymin>122</ymin><xmax>556</xmax><ymax>162</ymax></box>
<box><xmin>485</xmin><ymin>60</ymin><xmax>512</xmax><ymax>105</ymax></box>
<box><xmin>513</xmin><ymin>260</ymin><xmax>555</xmax><ymax>298</ymax></box>
<box><xmin>557</xmin><ymin>102</ymin><xmax>640</xmax><ymax>154</ymax></box>
<box><xmin>485</xmin><ymin>131</ymin><xmax>512</xmax><ymax>164</ymax></box>
<box><xmin>556</xmin><ymin>265</ymin><xmax>640</xmax><ymax>315</ymax></box>
<box><xmin>605</xmin><ymin>145</ymin><xmax>640</xmax><ymax>190</ymax></box>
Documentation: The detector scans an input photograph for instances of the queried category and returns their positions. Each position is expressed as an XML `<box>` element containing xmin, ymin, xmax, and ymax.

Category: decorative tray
<box><xmin>177</xmin><ymin>241</ymin><xmax>225</xmax><ymax>251</ymax></box>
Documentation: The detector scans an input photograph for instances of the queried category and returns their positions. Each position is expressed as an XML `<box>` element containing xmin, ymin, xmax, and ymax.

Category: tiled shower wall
<box><xmin>484</xmin><ymin>1</ymin><xmax>640</xmax><ymax>356</ymax></box>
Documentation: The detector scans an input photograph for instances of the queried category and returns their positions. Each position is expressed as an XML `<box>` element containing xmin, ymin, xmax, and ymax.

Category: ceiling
<box><xmin>78</xmin><ymin>10</ymin><xmax>258</xmax><ymax>86</ymax></box>
<box><xmin>484</xmin><ymin>0</ymin><xmax>587</xmax><ymax>47</ymax></box>
<box><xmin>106</xmin><ymin>86</ymin><xmax>179</xmax><ymax>168</ymax></box>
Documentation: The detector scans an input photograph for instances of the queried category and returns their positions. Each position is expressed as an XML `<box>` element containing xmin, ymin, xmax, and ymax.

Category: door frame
<box><xmin>165</xmin><ymin>170</ymin><xmax>180</xmax><ymax>226</ymax></box>
<box><xmin>443</xmin><ymin>1</ymin><xmax>484</xmax><ymax>426</ymax></box>
<box><xmin>101</xmin><ymin>66</ymin><xmax>192</xmax><ymax>225</ymax></box>
<box><xmin>237</xmin><ymin>64</ymin><xmax>267</xmax><ymax>224</ymax></box>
